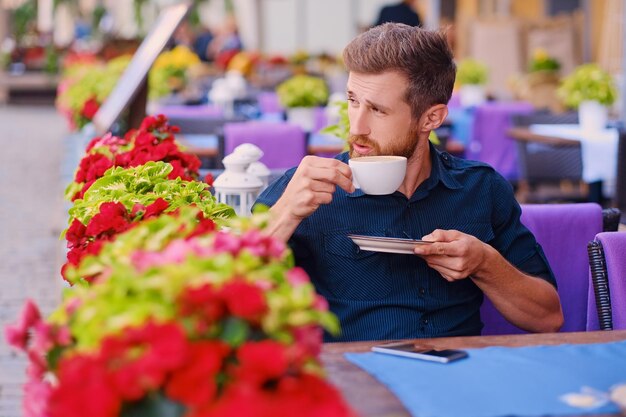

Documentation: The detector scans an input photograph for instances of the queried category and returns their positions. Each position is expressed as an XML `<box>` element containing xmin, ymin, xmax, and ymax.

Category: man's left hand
<box><xmin>413</xmin><ymin>229</ymin><xmax>487</xmax><ymax>282</ymax></box>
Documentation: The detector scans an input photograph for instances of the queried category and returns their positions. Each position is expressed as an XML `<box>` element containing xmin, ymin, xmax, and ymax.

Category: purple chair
<box><xmin>587</xmin><ymin>231</ymin><xmax>626</xmax><ymax>330</ymax></box>
<box><xmin>257</xmin><ymin>92</ymin><xmax>284</xmax><ymax>114</ymax></box>
<box><xmin>481</xmin><ymin>203</ymin><xmax>604</xmax><ymax>335</ymax></box>
<box><xmin>223</xmin><ymin>121</ymin><xmax>306</xmax><ymax>169</ymax></box>
<box><xmin>466</xmin><ymin>101</ymin><xmax>534</xmax><ymax>181</ymax></box>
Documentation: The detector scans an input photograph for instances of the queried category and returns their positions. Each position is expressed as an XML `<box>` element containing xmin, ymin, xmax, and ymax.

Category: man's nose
<box><xmin>349</xmin><ymin>108</ymin><xmax>370</xmax><ymax>136</ymax></box>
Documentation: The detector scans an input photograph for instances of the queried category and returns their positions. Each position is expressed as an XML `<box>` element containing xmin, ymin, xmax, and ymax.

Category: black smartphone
<box><xmin>371</xmin><ymin>342</ymin><xmax>469</xmax><ymax>363</ymax></box>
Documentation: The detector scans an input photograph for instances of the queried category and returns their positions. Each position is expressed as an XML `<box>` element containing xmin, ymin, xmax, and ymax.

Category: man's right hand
<box><xmin>267</xmin><ymin>156</ymin><xmax>355</xmax><ymax>242</ymax></box>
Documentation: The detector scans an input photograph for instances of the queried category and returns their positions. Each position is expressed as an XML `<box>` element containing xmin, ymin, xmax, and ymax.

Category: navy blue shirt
<box><xmin>256</xmin><ymin>148</ymin><xmax>556</xmax><ymax>342</ymax></box>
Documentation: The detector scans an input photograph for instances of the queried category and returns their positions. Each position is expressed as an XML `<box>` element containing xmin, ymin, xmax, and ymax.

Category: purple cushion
<box><xmin>223</xmin><ymin>121</ymin><xmax>306</xmax><ymax>169</ymax></box>
<box><xmin>257</xmin><ymin>92</ymin><xmax>284</xmax><ymax>114</ymax></box>
<box><xmin>587</xmin><ymin>231</ymin><xmax>626</xmax><ymax>330</ymax></box>
<box><xmin>481</xmin><ymin>203</ymin><xmax>603</xmax><ymax>335</ymax></box>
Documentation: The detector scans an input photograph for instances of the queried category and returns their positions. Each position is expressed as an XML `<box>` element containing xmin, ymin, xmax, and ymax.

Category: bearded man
<box><xmin>255</xmin><ymin>23</ymin><xmax>563</xmax><ymax>342</ymax></box>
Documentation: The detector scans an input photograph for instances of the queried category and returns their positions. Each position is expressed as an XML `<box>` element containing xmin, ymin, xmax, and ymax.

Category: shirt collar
<box><xmin>344</xmin><ymin>143</ymin><xmax>462</xmax><ymax>199</ymax></box>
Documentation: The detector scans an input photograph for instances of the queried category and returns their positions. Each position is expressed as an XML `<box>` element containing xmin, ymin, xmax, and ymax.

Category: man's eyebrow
<box><xmin>364</xmin><ymin>99</ymin><xmax>391</xmax><ymax>112</ymax></box>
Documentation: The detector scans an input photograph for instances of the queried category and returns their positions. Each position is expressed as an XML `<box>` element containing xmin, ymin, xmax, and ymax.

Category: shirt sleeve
<box><xmin>253</xmin><ymin>168</ymin><xmax>296</xmax><ymax>211</ymax></box>
<box><xmin>488</xmin><ymin>172</ymin><xmax>557</xmax><ymax>288</ymax></box>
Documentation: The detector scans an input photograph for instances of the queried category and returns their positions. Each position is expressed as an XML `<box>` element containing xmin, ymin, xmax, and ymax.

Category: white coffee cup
<box><xmin>348</xmin><ymin>156</ymin><xmax>407</xmax><ymax>195</ymax></box>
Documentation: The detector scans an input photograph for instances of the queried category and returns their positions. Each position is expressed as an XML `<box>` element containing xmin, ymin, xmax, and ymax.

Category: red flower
<box><xmin>235</xmin><ymin>341</ymin><xmax>289</xmax><ymax>385</ymax></box>
<box><xmin>74</xmin><ymin>153</ymin><xmax>113</xmax><ymax>184</ymax></box>
<box><xmin>85</xmin><ymin>202</ymin><xmax>131</xmax><ymax>237</ymax></box>
<box><xmin>204</xmin><ymin>172</ymin><xmax>214</xmax><ymax>187</ymax></box>
<box><xmin>220</xmin><ymin>280</ymin><xmax>267</xmax><ymax>322</ymax></box>
<box><xmin>103</xmin><ymin>322</ymin><xmax>188</xmax><ymax>401</ymax></box>
<box><xmin>143</xmin><ymin>198</ymin><xmax>169</xmax><ymax>219</ymax></box>
<box><xmin>179</xmin><ymin>284</ymin><xmax>226</xmax><ymax>325</ymax></box>
<box><xmin>80</xmin><ymin>97</ymin><xmax>100</xmax><ymax>120</ymax></box>
<box><xmin>50</xmin><ymin>355</ymin><xmax>120</xmax><ymax>417</ymax></box>
<box><xmin>165</xmin><ymin>340</ymin><xmax>230</xmax><ymax>406</ymax></box>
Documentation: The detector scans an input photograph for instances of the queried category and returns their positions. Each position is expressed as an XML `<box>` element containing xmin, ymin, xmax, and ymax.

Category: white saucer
<box><xmin>347</xmin><ymin>234</ymin><xmax>432</xmax><ymax>255</ymax></box>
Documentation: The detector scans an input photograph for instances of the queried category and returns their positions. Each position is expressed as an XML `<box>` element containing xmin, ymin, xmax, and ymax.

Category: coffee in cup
<box><xmin>348</xmin><ymin>156</ymin><xmax>407</xmax><ymax>195</ymax></box>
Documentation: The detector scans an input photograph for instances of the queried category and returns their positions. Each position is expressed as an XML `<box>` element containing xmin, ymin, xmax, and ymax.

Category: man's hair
<box><xmin>343</xmin><ymin>23</ymin><xmax>456</xmax><ymax>120</ymax></box>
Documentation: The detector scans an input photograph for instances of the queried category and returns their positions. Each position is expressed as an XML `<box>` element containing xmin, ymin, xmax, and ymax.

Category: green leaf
<box><xmin>120</xmin><ymin>391</ymin><xmax>186</xmax><ymax>417</ymax></box>
<box><xmin>221</xmin><ymin>317</ymin><xmax>250</xmax><ymax>347</ymax></box>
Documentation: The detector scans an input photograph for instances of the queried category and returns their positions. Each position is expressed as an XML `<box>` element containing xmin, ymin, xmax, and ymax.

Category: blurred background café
<box><xmin>1</xmin><ymin>0</ymin><xmax>625</xmax><ymax>217</ymax></box>
<box><xmin>2</xmin><ymin>1</ymin><xmax>626</xmax><ymax>417</ymax></box>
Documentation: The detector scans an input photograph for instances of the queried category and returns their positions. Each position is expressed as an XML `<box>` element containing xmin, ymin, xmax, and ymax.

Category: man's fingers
<box><xmin>415</xmin><ymin>242</ymin><xmax>463</xmax><ymax>257</ymax></box>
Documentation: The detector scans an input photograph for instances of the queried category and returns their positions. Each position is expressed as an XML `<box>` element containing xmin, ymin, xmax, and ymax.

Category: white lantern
<box><xmin>213</xmin><ymin>152</ymin><xmax>263</xmax><ymax>217</ymax></box>
<box><xmin>234</xmin><ymin>143</ymin><xmax>271</xmax><ymax>191</ymax></box>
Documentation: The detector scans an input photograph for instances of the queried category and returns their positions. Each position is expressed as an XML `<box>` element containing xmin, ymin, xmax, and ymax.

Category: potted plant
<box><xmin>276</xmin><ymin>75</ymin><xmax>329</xmax><ymax>131</ymax></box>
<box><xmin>456</xmin><ymin>58</ymin><xmax>489</xmax><ymax>108</ymax></box>
<box><xmin>558</xmin><ymin>63</ymin><xmax>617</xmax><ymax>132</ymax></box>
<box><xmin>515</xmin><ymin>48</ymin><xmax>562</xmax><ymax>112</ymax></box>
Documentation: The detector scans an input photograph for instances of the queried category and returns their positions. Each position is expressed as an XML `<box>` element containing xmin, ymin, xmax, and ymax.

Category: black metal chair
<box><xmin>586</xmin><ymin>208</ymin><xmax>622</xmax><ymax>331</ymax></box>
<box><xmin>615</xmin><ymin>129</ymin><xmax>626</xmax><ymax>224</ymax></box>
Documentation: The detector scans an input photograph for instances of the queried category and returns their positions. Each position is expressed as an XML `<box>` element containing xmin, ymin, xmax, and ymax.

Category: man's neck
<box><xmin>398</xmin><ymin>137</ymin><xmax>432</xmax><ymax>198</ymax></box>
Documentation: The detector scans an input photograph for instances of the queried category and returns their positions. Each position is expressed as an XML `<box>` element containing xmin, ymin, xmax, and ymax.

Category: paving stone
<box><xmin>0</xmin><ymin>105</ymin><xmax>68</xmax><ymax>417</ymax></box>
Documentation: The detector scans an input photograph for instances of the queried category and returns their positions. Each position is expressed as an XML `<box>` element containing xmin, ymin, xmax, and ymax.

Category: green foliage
<box><xmin>67</xmin><ymin>161</ymin><xmax>234</xmax><ymax>228</ymax></box>
<box><xmin>50</xmin><ymin>213</ymin><xmax>340</xmax><ymax>350</ymax></box>
<box><xmin>456</xmin><ymin>59</ymin><xmax>489</xmax><ymax>86</ymax></box>
<box><xmin>558</xmin><ymin>64</ymin><xmax>617</xmax><ymax>108</ymax></box>
<box><xmin>276</xmin><ymin>75</ymin><xmax>329</xmax><ymax>108</ymax></box>
<box><xmin>64</xmin><ymin>206</ymin><xmax>213</xmax><ymax>283</ymax></box>
<box><xmin>528</xmin><ymin>49</ymin><xmax>560</xmax><ymax>73</ymax></box>
<box><xmin>13</xmin><ymin>0</ymin><xmax>36</xmax><ymax>43</ymax></box>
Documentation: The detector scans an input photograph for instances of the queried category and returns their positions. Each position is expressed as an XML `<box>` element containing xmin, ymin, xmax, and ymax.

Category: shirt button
<box><xmin>422</xmin><ymin>318</ymin><xmax>429</xmax><ymax>325</ymax></box>
<box><xmin>419</xmin><ymin>287</ymin><xmax>426</xmax><ymax>295</ymax></box>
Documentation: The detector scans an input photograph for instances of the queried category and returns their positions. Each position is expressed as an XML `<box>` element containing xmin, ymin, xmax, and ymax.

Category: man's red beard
<box><xmin>348</xmin><ymin>125</ymin><xmax>421</xmax><ymax>159</ymax></box>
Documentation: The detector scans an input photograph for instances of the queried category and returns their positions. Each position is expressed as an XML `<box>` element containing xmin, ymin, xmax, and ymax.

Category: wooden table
<box><xmin>507</xmin><ymin>127</ymin><xmax>581</xmax><ymax>147</ymax></box>
<box><xmin>322</xmin><ymin>330</ymin><xmax>626</xmax><ymax>417</ymax></box>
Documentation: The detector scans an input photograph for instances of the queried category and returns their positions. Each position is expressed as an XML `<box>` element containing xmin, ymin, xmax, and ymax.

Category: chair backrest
<box><xmin>466</xmin><ymin>101</ymin><xmax>534</xmax><ymax>180</ymax></box>
<box><xmin>587</xmin><ymin>231</ymin><xmax>626</xmax><ymax>330</ymax></box>
<box><xmin>223</xmin><ymin>121</ymin><xmax>306</xmax><ymax>169</ymax></box>
<box><xmin>480</xmin><ymin>203</ymin><xmax>603</xmax><ymax>335</ymax></box>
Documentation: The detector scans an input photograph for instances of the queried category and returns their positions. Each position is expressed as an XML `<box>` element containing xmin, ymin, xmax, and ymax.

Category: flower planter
<box><xmin>286</xmin><ymin>107</ymin><xmax>316</xmax><ymax>132</ymax></box>
<box><xmin>579</xmin><ymin>100</ymin><xmax>608</xmax><ymax>133</ymax></box>
<box><xmin>459</xmin><ymin>85</ymin><xmax>486</xmax><ymax>108</ymax></box>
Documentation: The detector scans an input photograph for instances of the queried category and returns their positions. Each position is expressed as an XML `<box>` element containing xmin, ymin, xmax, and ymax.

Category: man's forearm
<box><xmin>472</xmin><ymin>245</ymin><xmax>564</xmax><ymax>333</ymax></box>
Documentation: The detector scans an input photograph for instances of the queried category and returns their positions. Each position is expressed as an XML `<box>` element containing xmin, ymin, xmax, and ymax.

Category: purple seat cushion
<box><xmin>223</xmin><ymin>121</ymin><xmax>306</xmax><ymax>169</ymax></box>
<box><xmin>257</xmin><ymin>92</ymin><xmax>284</xmax><ymax>114</ymax></box>
<box><xmin>587</xmin><ymin>231</ymin><xmax>626</xmax><ymax>330</ymax></box>
<box><xmin>481</xmin><ymin>203</ymin><xmax>603</xmax><ymax>335</ymax></box>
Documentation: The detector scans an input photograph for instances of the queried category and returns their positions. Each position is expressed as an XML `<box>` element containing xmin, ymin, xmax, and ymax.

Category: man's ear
<box><xmin>420</xmin><ymin>104</ymin><xmax>448</xmax><ymax>132</ymax></box>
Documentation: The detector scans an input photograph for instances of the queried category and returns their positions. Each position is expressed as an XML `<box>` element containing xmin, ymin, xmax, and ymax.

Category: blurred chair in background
<box><xmin>465</xmin><ymin>101</ymin><xmax>534</xmax><ymax>182</ymax></box>
<box><xmin>223</xmin><ymin>121</ymin><xmax>306</xmax><ymax>169</ymax></box>
<box><xmin>511</xmin><ymin>110</ymin><xmax>587</xmax><ymax>203</ymax></box>
<box><xmin>587</xmin><ymin>231</ymin><xmax>626</xmax><ymax>331</ymax></box>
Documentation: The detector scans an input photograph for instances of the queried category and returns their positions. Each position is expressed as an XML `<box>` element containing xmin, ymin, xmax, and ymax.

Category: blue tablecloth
<box><xmin>345</xmin><ymin>341</ymin><xmax>626</xmax><ymax>417</ymax></box>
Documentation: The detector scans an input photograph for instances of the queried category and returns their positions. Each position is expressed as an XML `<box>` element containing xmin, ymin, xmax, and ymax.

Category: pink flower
<box><xmin>22</xmin><ymin>373</ymin><xmax>53</xmax><ymax>417</ymax></box>
<box><xmin>286</xmin><ymin>267</ymin><xmax>310</xmax><ymax>286</ymax></box>
<box><xmin>213</xmin><ymin>231</ymin><xmax>242</xmax><ymax>255</ymax></box>
<box><xmin>5</xmin><ymin>300</ymin><xmax>41</xmax><ymax>350</ymax></box>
